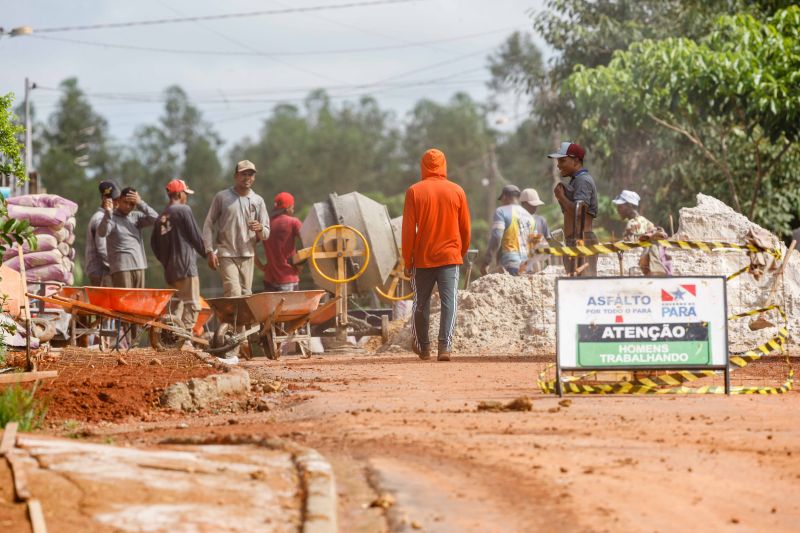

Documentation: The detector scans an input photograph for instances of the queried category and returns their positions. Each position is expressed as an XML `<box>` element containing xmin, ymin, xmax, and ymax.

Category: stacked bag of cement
<box><xmin>3</xmin><ymin>194</ymin><xmax>78</xmax><ymax>285</ymax></box>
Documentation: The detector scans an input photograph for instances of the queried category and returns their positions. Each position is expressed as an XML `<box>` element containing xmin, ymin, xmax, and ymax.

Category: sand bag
<box><xmin>7</xmin><ymin>204</ymin><xmax>71</xmax><ymax>228</ymax></box>
<box><xmin>57</xmin><ymin>242</ymin><xmax>71</xmax><ymax>256</ymax></box>
<box><xmin>5</xmin><ymin>249</ymin><xmax>64</xmax><ymax>270</ymax></box>
<box><xmin>7</xmin><ymin>194</ymin><xmax>78</xmax><ymax>216</ymax></box>
<box><xmin>34</xmin><ymin>226</ymin><xmax>70</xmax><ymax>242</ymax></box>
<box><xmin>25</xmin><ymin>263</ymin><xmax>73</xmax><ymax>284</ymax></box>
<box><xmin>64</xmin><ymin>216</ymin><xmax>77</xmax><ymax>233</ymax></box>
<box><xmin>2</xmin><ymin>234</ymin><xmax>59</xmax><ymax>260</ymax></box>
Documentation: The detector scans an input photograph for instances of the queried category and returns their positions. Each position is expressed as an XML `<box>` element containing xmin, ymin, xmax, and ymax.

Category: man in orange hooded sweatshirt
<box><xmin>402</xmin><ymin>148</ymin><xmax>471</xmax><ymax>361</ymax></box>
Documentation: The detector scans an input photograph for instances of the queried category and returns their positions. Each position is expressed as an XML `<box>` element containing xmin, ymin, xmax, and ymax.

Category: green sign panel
<box><xmin>576</xmin><ymin>322</ymin><xmax>710</xmax><ymax>368</ymax></box>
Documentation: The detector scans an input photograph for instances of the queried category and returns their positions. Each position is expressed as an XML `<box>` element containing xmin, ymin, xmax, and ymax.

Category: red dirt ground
<box><xmin>23</xmin><ymin>347</ymin><xmax>218</xmax><ymax>424</ymax></box>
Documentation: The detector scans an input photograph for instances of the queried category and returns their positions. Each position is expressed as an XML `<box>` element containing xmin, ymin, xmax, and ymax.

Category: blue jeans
<box><xmin>411</xmin><ymin>265</ymin><xmax>460</xmax><ymax>351</ymax></box>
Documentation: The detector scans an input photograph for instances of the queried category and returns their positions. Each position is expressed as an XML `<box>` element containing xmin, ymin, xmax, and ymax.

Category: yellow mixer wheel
<box><xmin>374</xmin><ymin>258</ymin><xmax>414</xmax><ymax>301</ymax></box>
<box><xmin>310</xmin><ymin>224</ymin><xmax>370</xmax><ymax>284</ymax></box>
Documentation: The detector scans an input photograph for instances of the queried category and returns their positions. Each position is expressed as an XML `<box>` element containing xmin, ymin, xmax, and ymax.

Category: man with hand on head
<box><xmin>549</xmin><ymin>141</ymin><xmax>598</xmax><ymax>277</ymax></box>
<box><xmin>519</xmin><ymin>188</ymin><xmax>552</xmax><ymax>273</ymax></box>
<box><xmin>203</xmin><ymin>160</ymin><xmax>270</xmax><ymax>297</ymax></box>
<box><xmin>85</xmin><ymin>180</ymin><xmax>119</xmax><ymax>286</ymax></box>
<box><xmin>98</xmin><ymin>186</ymin><xmax>158</xmax><ymax>289</ymax></box>
<box><xmin>151</xmin><ymin>179</ymin><xmax>206</xmax><ymax>332</ymax></box>
<box><xmin>257</xmin><ymin>192</ymin><xmax>302</xmax><ymax>293</ymax></box>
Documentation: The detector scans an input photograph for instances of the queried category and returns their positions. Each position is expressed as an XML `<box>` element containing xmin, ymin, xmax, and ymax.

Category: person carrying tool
<box><xmin>613</xmin><ymin>189</ymin><xmax>672</xmax><ymax>276</ymax></box>
<box><xmin>257</xmin><ymin>192</ymin><xmax>302</xmax><ymax>292</ymax></box>
<box><xmin>402</xmin><ymin>148</ymin><xmax>471</xmax><ymax>362</ymax></box>
<box><xmin>98</xmin><ymin>186</ymin><xmax>158</xmax><ymax>289</ymax></box>
<box><xmin>549</xmin><ymin>142</ymin><xmax>598</xmax><ymax>277</ymax></box>
<box><xmin>151</xmin><ymin>179</ymin><xmax>206</xmax><ymax>332</ymax></box>
<box><xmin>203</xmin><ymin>160</ymin><xmax>270</xmax><ymax>297</ymax></box>
<box><xmin>85</xmin><ymin>180</ymin><xmax>119</xmax><ymax>286</ymax></box>
<box><xmin>519</xmin><ymin>187</ymin><xmax>552</xmax><ymax>273</ymax></box>
<box><xmin>480</xmin><ymin>184</ymin><xmax>534</xmax><ymax>276</ymax></box>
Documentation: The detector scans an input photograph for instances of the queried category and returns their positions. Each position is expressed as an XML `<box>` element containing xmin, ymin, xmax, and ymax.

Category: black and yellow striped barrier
<box><xmin>538</xmin><ymin>305</ymin><xmax>793</xmax><ymax>395</ymax></box>
<box><xmin>536</xmin><ymin>239</ymin><xmax>781</xmax><ymax>260</ymax></box>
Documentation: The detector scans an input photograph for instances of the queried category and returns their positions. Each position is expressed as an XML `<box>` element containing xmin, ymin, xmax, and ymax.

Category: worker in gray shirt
<box><xmin>98</xmin><ymin>186</ymin><xmax>158</xmax><ymax>288</ymax></box>
<box><xmin>85</xmin><ymin>180</ymin><xmax>119</xmax><ymax>286</ymax></box>
<box><xmin>203</xmin><ymin>160</ymin><xmax>270</xmax><ymax>297</ymax></box>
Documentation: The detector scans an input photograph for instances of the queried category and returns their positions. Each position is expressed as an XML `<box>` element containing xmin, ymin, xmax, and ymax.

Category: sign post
<box><xmin>555</xmin><ymin>276</ymin><xmax>729</xmax><ymax>396</ymax></box>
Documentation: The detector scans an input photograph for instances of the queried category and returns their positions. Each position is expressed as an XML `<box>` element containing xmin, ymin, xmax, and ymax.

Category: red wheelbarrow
<box><xmin>29</xmin><ymin>287</ymin><xmax>209</xmax><ymax>351</ymax></box>
<box><xmin>206</xmin><ymin>290</ymin><xmax>337</xmax><ymax>359</ymax></box>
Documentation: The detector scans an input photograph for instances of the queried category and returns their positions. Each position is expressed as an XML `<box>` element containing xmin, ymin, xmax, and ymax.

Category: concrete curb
<box><xmin>157</xmin><ymin>434</ymin><xmax>338</xmax><ymax>532</ymax></box>
<box><xmin>295</xmin><ymin>447</ymin><xmax>338</xmax><ymax>533</ymax></box>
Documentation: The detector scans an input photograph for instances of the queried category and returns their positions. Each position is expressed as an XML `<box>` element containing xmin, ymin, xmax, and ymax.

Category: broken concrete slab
<box><xmin>161</xmin><ymin>370</ymin><xmax>251</xmax><ymax>412</ymax></box>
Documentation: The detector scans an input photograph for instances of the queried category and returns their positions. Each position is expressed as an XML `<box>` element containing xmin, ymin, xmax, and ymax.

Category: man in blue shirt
<box><xmin>549</xmin><ymin>142</ymin><xmax>598</xmax><ymax>276</ymax></box>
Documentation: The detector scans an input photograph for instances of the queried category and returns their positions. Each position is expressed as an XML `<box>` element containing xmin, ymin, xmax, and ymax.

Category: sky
<box><xmin>0</xmin><ymin>0</ymin><xmax>549</xmax><ymax>150</ymax></box>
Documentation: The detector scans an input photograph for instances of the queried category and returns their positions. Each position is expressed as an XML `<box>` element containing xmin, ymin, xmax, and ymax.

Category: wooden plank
<box><xmin>0</xmin><ymin>422</ymin><xmax>18</xmax><ymax>456</ymax></box>
<box><xmin>27</xmin><ymin>294</ymin><xmax>209</xmax><ymax>346</ymax></box>
<box><xmin>6</xmin><ymin>452</ymin><xmax>32</xmax><ymax>501</ymax></box>
<box><xmin>0</xmin><ymin>371</ymin><xmax>58</xmax><ymax>385</ymax></box>
<box><xmin>27</xmin><ymin>499</ymin><xmax>47</xmax><ymax>533</ymax></box>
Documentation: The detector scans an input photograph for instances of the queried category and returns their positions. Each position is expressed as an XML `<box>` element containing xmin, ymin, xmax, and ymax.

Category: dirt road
<box><xmin>82</xmin><ymin>352</ymin><xmax>797</xmax><ymax>532</ymax></box>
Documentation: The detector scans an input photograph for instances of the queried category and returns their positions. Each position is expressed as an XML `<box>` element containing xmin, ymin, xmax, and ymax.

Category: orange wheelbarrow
<box><xmin>206</xmin><ymin>290</ymin><xmax>337</xmax><ymax>359</ymax></box>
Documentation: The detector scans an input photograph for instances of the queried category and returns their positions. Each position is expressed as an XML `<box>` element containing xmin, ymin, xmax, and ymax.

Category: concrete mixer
<box><xmin>293</xmin><ymin>192</ymin><xmax>413</xmax><ymax>342</ymax></box>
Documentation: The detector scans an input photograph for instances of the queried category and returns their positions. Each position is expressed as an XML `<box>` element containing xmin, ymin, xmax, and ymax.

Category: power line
<box><xmin>154</xmin><ymin>0</ymin><xmax>343</xmax><ymax>85</ymax></box>
<box><xmin>28</xmin><ymin>27</ymin><xmax>516</xmax><ymax>57</ymax></box>
<box><xmin>32</xmin><ymin>0</ymin><xmax>422</xmax><ymax>34</ymax></box>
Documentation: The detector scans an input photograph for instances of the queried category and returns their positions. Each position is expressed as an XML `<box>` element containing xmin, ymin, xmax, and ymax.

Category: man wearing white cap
<box><xmin>519</xmin><ymin>188</ymin><xmax>551</xmax><ymax>273</ymax></box>
<box><xmin>203</xmin><ymin>160</ymin><xmax>270</xmax><ymax>297</ymax></box>
<box><xmin>613</xmin><ymin>189</ymin><xmax>672</xmax><ymax>276</ymax></box>
<box><xmin>612</xmin><ymin>190</ymin><xmax>654</xmax><ymax>242</ymax></box>
<box><xmin>152</xmin><ymin>179</ymin><xmax>206</xmax><ymax>331</ymax></box>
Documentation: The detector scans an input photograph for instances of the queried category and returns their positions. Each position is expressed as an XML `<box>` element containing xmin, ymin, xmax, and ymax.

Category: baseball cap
<box><xmin>498</xmin><ymin>184</ymin><xmax>521</xmax><ymax>200</ymax></box>
<box><xmin>98</xmin><ymin>180</ymin><xmax>121</xmax><ymax>199</ymax></box>
<box><xmin>547</xmin><ymin>141</ymin><xmax>586</xmax><ymax>160</ymax></box>
<box><xmin>236</xmin><ymin>160</ymin><xmax>257</xmax><ymax>173</ymax></box>
<box><xmin>612</xmin><ymin>190</ymin><xmax>640</xmax><ymax>207</ymax></box>
<box><xmin>520</xmin><ymin>188</ymin><xmax>545</xmax><ymax>207</ymax></box>
<box><xmin>274</xmin><ymin>192</ymin><xmax>295</xmax><ymax>209</ymax></box>
<box><xmin>165</xmin><ymin>178</ymin><xmax>194</xmax><ymax>195</ymax></box>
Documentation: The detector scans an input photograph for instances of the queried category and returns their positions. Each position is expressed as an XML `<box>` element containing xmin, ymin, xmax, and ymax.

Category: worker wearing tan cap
<box><xmin>202</xmin><ymin>160</ymin><xmax>270</xmax><ymax>298</ymax></box>
<box><xmin>519</xmin><ymin>188</ymin><xmax>552</xmax><ymax>273</ymax></box>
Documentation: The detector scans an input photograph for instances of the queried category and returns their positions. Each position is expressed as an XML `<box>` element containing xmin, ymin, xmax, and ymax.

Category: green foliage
<box><xmin>0</xmin><ymin>384</ymin><xmax>48</xmax><ymax>431</ymax></box>
<box><xmin>0</xmin><ymin>93</ymin><xmax>25</xmax><ymax>179</ymax></box>
<box><xmin>566</xmin><ymin>6</ymin><xmax>800</xmax><ymax>234</ymax></box>
<box><xmin>487</xmin><ymin>32</ymin><xmax>544</xmax><ymax>96</ymax></box>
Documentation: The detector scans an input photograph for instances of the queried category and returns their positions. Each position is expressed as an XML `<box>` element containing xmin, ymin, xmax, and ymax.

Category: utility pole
<box><xmin>23</xmin><ymin>77</ymin><xmax>36</xmax><ymax>196</ymax></box>
<box><xmin>486</xmin><ymin>143</ymin><xmax>505</xmax><ymax>223</ymax></box>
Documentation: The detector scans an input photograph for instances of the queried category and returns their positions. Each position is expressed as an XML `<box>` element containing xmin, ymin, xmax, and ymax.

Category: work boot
<box><xmin>413</xmin><ymin>343</ymin><xmax>431</xmax><ymax>360</ymax></box>
<box><xmin>437</xmin><ymin>343</ymin><xmax>451</xmax><ymax>362</ymax></box>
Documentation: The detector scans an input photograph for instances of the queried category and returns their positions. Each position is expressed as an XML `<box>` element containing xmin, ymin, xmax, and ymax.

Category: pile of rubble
<box><xmin>382</xmin><ymin>194</ymin><xmax>798</xmax><ymax>355</ymax></box>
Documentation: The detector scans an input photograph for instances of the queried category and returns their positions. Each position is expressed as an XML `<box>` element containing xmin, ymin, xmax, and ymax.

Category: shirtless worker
<box><xmin>548</xmin><ymin>142</ymin><xmax>598</xmax><ymax>277</ymax></box>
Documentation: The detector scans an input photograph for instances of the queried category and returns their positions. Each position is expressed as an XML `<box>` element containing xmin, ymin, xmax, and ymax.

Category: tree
<box><xmin>0</xmin><ymin>94</ymin><xmax>36</xmax><ymax>264</ymax></box>
<box><xmin>233</xmin><ymin>90</ymin><xmax>404</xmax><ymax>207</ymax></box>
<box><xmin>122</xmin><ymin>86</ymin><xmax>225</xmax><ymax>290</ymax></box>
<box><xmin>36</xmin><ymin>79</ymin><xmax>115</xmax><ymax>279</ymax></box>
<box><xmin>566</xmin><ymin>6</ymin><xmax>800</xmax><ymax>234</ymax></box>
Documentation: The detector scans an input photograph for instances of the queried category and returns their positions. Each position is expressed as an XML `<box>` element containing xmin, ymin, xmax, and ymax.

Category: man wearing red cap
<box><xmin>548</xmin><ymin>141</ymin><xmax>598</xmax><ymax>276</ymax></box>
<box><xmin>151</xmin><ymin>179</ymin><xmax>206</xmax><ymax>332</ymax></box>
<box><xmin>257</xmin><ymin>192</ymin><xmax>302</xmax><ymax>292</ymax></box>
<box><xmin>402</xmin><ymin>148</ymin><xmax>471</xmax><ymax>362</ymax></box>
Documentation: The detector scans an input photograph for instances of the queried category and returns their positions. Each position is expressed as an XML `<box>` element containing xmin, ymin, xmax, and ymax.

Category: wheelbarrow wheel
<box><xmin>211</xmin><ymin>323</ymin><xmax>239</xmax><ymax>357</ymax></box>
<box><xmin>149</xmin><ymin>325</ymin><xmax>183</xmax><ymax>351</ymax></box>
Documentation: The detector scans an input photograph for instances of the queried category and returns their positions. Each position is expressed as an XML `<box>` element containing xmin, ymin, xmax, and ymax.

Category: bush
<box><xmin>0</xmin><ymin>384</ymin><xmax>48</xmax><ymax>431</ymax></box>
